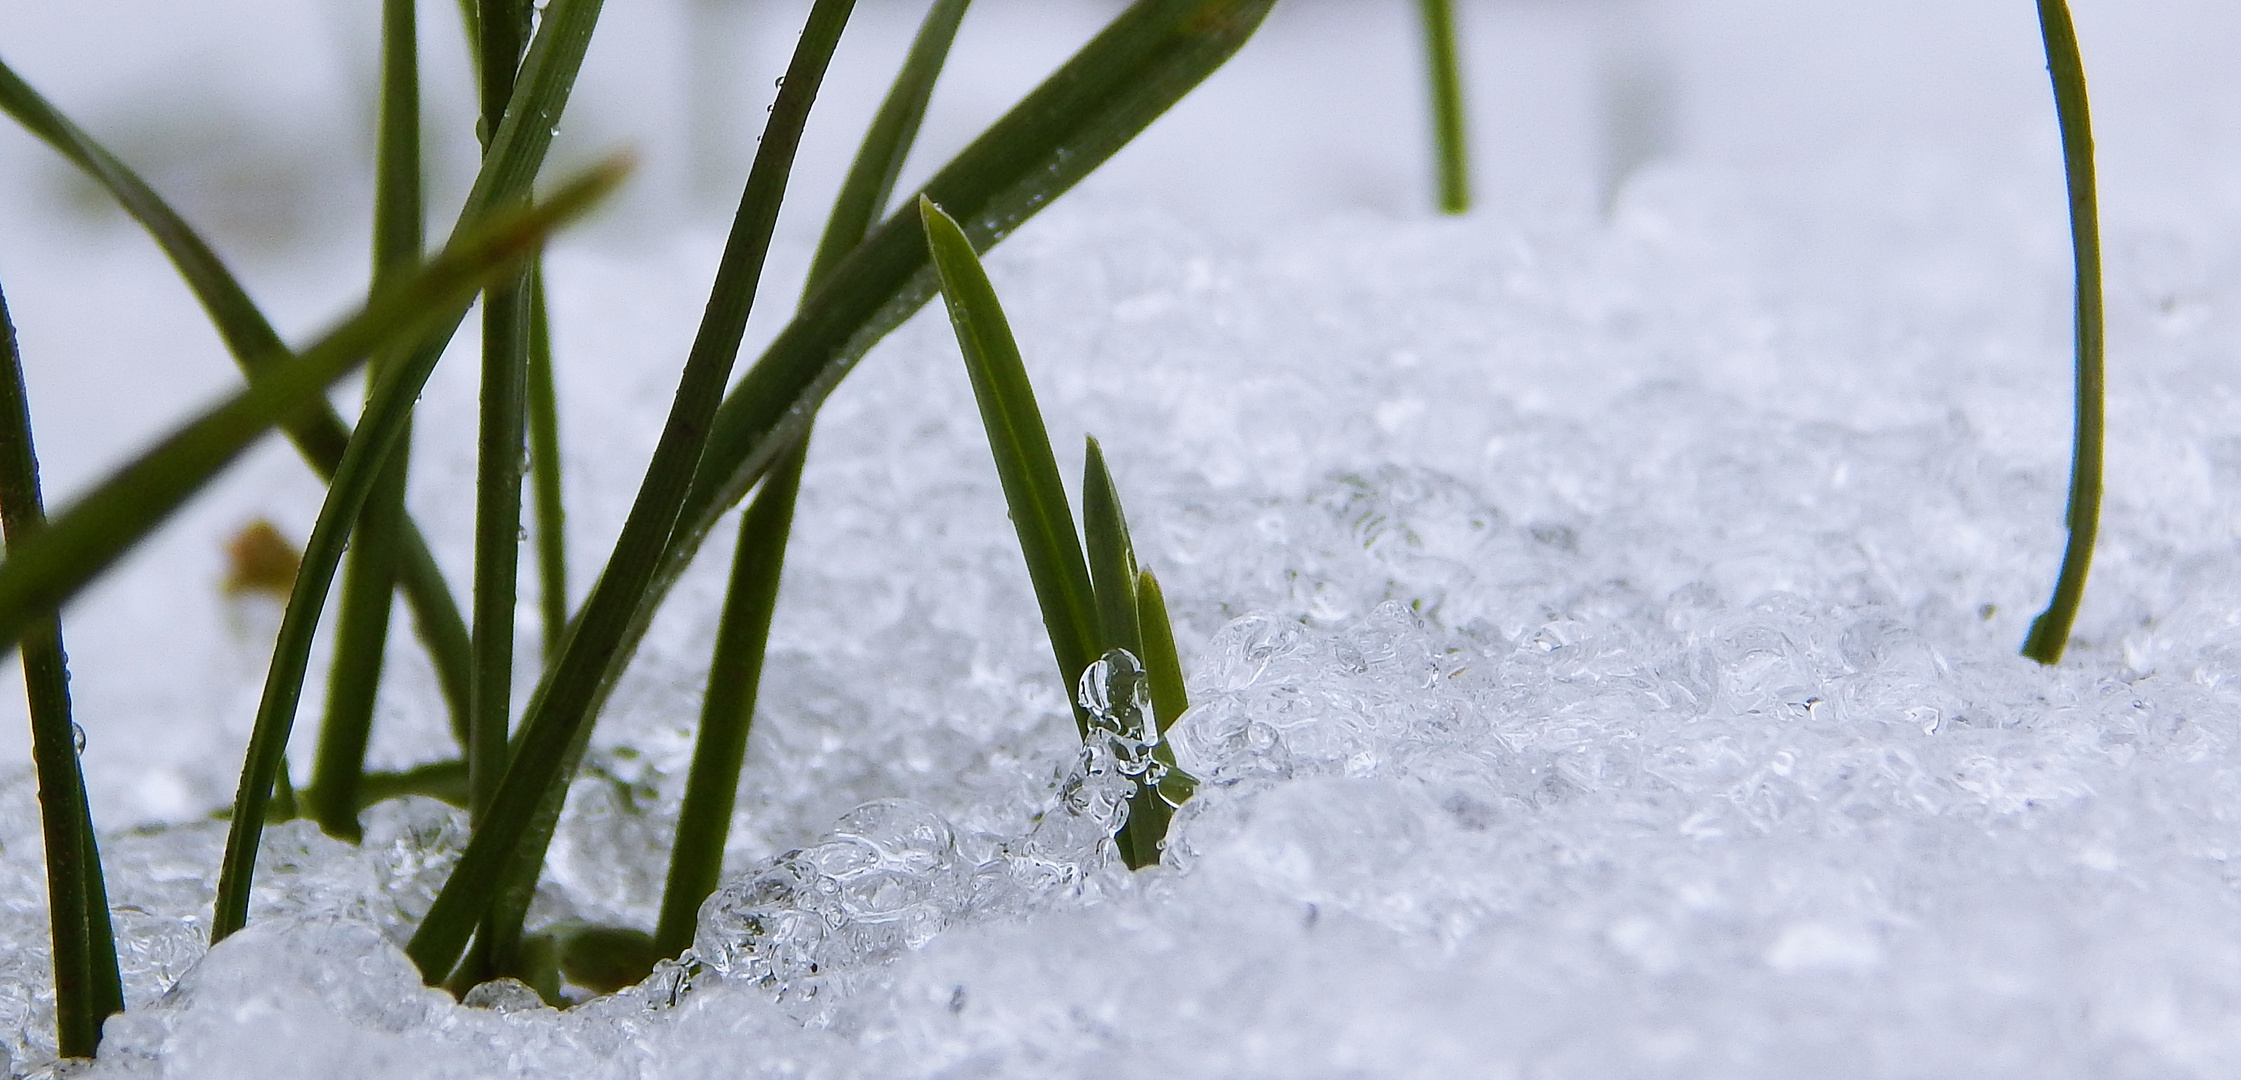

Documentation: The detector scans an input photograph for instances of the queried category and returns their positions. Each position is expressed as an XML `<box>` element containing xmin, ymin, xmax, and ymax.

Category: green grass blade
<box><xmin>404</xmin><ymin>0</ymin><xmax>855</xmax><ymax>987</ymax></box>
<box><xmin>471</xmin><ymin>0</ymin><xmax>538</xmax><ymax>829</ymax></box>
<box><xmin>1416</xmin><ymin>0</ymin><xmax>1470</xmax><ymax>215</ymax></box>
<box><xmin>312</xmin><ymin>0</ymin><xmax>426</xmax><ymax>842</ymax></box>
<box><xmin>2020</xmin><ymin>0</ymin><xmax>2103</xmax><ymax>666</ymax></box>
<box><xmin>0</xmin><ymin>279</ymin><xmax>123</xmax><ymax>1058</ymax></box>
<box><xmin>527</xmin><ymin>265</ymin><xmax>569</xmax><ymax>661</ymax></box>
<box><xmin>654</xmin><ymin>433</ymin><xmax>805</xmax><ymax>958</ymax></box>
<box><xmin>1083</xmin><ymin>436</ymin><xmax>1142</xmax><ymax>662</ymax></box>
<box><xmin>186</xmin><ymin>158</ymin><xmax>628</xmax><ymax>943</ymax></box>
<box><xmin>1134</xmin><ymin>568</ymin><xmax>1187</xmax><ymax>734</ymax></box>
<box><xmin>0</xmin><ymin>52</ymin><xmax>478</xmax><ymax>752</ymax></box>
<box><xmin>921</xmin><ymin>197</ymin><xmax>1099</xmax><ymax>733</ymax></box>
<box><xmin>653</xmin><ymin>0</ymin><xmax>974</xmax><ymax>960</ymax></box>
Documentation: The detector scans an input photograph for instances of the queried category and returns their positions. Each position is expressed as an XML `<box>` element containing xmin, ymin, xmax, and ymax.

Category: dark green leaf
<box><xmin>1135</xmin><ymin>568</ymin><xmax>1188</xmax><ymax>734</ymax></box>
<box><xmin>1083</xmin><ymin>436</ymin><xmax>1143</xmax><ymax>663</ymax></box>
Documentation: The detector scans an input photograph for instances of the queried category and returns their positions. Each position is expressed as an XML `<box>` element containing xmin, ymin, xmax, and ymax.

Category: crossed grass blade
<box><xmin>312</xmin><ymin>0</ymin><xmax>427</xmax><ymax>841</ymax></box>
<box><xmin>0</xmin><ymin>279</ymin><xmax>123</xmax><ymax>1059</ymax></box>
<box><xmin>186</xmin><ymin>156</ymin><xmax>631</xmax><ymax>943</ymax></box>
<box><xmin>654</xmin><ymin>0</ymin><xmax>975</xmax><ymax>962</ymax></box>
<box><xmin>0</xmin><ymin>55</ymin><xmax>476</xmax><ymax>743</ymax></box>
<box><xmin>1416</xmin><ymin>0</ymin><xmax>1470</xmax><ymax>215</ymax></box>
<box><xmin>2020</xmin><ymin>0</ymin><xmax>2103</xmax><ymax>666</ymax></box>
<box><xmin>404</xmin><ymin>0</ymin><xmax>858</xmax><ymax>988</ymax></box>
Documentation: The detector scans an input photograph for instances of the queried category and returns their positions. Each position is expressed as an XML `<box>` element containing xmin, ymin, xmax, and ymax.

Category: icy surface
<box><xmin>2</xmin><ymin>0</ymin><xmax>2241</xmax><ymax>1076</ymax></box>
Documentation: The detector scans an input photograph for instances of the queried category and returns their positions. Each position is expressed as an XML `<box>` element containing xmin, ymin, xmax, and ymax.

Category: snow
<box><xmin>4</xmin><ymin>0</ymin><xmax>2241</xmax><ymax>1076</ymax></box>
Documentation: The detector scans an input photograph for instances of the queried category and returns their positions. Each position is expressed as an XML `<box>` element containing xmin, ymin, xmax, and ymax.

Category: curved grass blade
<box><xmin>1416</xmin><ymin>0</ymin><xmax>1470</xmax><ymax>215</ymax></box>
<box><xmin>528</xmin><ymin>265</ymin><xmax>569</xmax><ymax>660</ymax></box>
<box><xmin>1135</xmin><ymin>568</ymin><xmax>1186</xmax><ymax>734</ymax></box>
<box><xmin>188</xmin><ymin>157</ymin><xmax>629</xmax><ymax>942</ymax></box>
<box><xmin>653</xmin><ymin>433</ymin><xmax>804</xmax><ymax>958</ymax></box>
<box><xmin>312</xmin><ymin>0</ymin><xmax>426</xmax><ymax>841</ymax></box>
<box><xmin>1083</xmin><ymin>436</ymin><xmax>1142</xmax><ymax>662</ymax></box>
<box><xmin>654</xmin><ymin>0</ymin><xmax>975</xmax><ymax>957</ymax></box>
<box><xmin>0</xmin><ymin>53</ymin><xmax>478</xmax><ymax>750</ymax></box>
<box><xmin>404</xmin><ymin>0</ymin><xmax>856</xmax><ymax>986</ymax></box>
<box><xmin>922</xmin><ymin>197</ymin><xmax>1098</xmax><ymax>732</ymax></box>
<box><xmin>1</xmin><ymin>279</ymin><xmax>124</xmax><ymax>1059</ymax></box>
<box><xmin>2020</xmin><ymin>0</ymin><xmax>2103</xmax><ymax>666</ymax></box>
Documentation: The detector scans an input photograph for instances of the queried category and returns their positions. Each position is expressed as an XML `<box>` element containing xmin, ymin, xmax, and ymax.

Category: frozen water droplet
<box><xmin>71</xmin><ymin>723</ymin><xmax>86</xmax><ymax>753</ymax></box>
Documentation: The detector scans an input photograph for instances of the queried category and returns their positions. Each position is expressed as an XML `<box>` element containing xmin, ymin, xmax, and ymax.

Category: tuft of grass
<box><xmin>1416</xmin><ymin>0</ymin><xmax>1471</xmax><ymax>215</ymax></box>
<box><xmin>404</xmin><ymin>0</ymin><xmax>861</xmax><ymax>988</ymax></box>
<box><xmin>920</xmin><ymin>197</ymin><xmax>1195</xmax><ymax>869</ymax></box>
<box><xmin>0</xmin><ymin>277</ymin><xmax>124</xmax><ymax>1059</ymax></box>
<box><xmin>2020</xmin><ymin>0</ymin><xmax>2103</xmax><ymax>666</ymax></box>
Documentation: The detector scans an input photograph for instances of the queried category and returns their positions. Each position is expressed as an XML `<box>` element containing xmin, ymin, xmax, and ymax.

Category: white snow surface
<box><xmin>4</xmin><ymin>0</ymin><xmax>2241</xmax><ymax>1076</ymax></box>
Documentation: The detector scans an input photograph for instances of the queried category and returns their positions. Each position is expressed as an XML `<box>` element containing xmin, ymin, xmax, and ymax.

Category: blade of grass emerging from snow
<box><xmin>0</xmin><ymin>55</ymin><xmax>477</xmax><ymax>745</ymax></box>
<box><xmin>1416</xmin><ymin>0</ymin><xmax>1470</xmax><ymax>215</ymax></box>
<box><xmin>1084</xmin><ymin>436</ymin><xmax>1143</xmax><ymax>662</ymax></box>
<box><xmin>922</xmin><ymin>196</ymin><xmax>1099</xmax><ymax>733</ymax></box>
<box><xmin>405</xmin><ymin>0</ymin><xmax>856</xmax><ymax>987</ymax></box>
<box><xmin>656</xmin><ymin>0</ymin><xmax>972</xmax><ymax>960</ymax></box>
<box><xmin>527</xmin><ymin>266</ymin><xmax>569</xmax><ymax>660</ymax></box>
<box><xmin>0</xmin><ymin>279</ymin><xmax>123</xmax><ymax>1059</ymax></box>
<box><xmin>312</xmin><ymin>0</ymin><xmax>426</xmax><ymax>841</ymax></box>
<box><xmin>1135</xmin><ymin>568</ymin><xmax>1186</xmax><ymax>734</ymax></box>
<box><xmin>2020</xmin><ymin>0</ymin><xmax>2103</xmax><ymax>666</ymax></box>
<box><xmin>0</xmin><ymin>166</ymin><xmax>620</xmax><ymax>670</ymax></box>
<box><xmin>188</xmin><ymin>158</ymin><xmax>628</xmax><ymax>942</ymax></box>
<box><xmin>471</xmin><ymin>0</ymin><xmax>538</xmax><ymax>827</ymax></box>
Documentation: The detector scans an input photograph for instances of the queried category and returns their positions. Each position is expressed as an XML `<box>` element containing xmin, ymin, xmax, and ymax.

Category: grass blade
<box><xmin>1416</xmin><ymin>0</ymin><xmax>1470</xmax><ymax>215</ymax></box>
<box><xmin>0</xmin><ymin>279</ymin><xmax>123</xmax><ymax>1058</ymax></box>
<box><xmin>1135</xmin><ymin>568</ymin><xmax>1186</xmax><ymax>734</ymax></box>
<box><xmin>2019</xmin><ymin>0</ymin><xmax>2103</xmax><ymax>666</ymax></box>
<box><xmin>405</xmin><ymin>0</ymin><xmax>856</xmax><ymax>987</ymax></box>
<box><xmin>187</xmin><ymin>157</ymin><xmax>628</xmax><ymax>942</ymax></box>
<box><xmin>921</xmin><ymin>197</ymin><xmax>1099</xmax><ymax>732</ymax></box>
<box><xmin>1083</xmin><ymin>435</ymin><xmax>1143</xmax><ymax>662</ymax></box>
<box><xmin>312</xmin><ymin>0</ymin><xmax>426</xmax><ymax>841</ymax></box>
<box><xmin>528</xmin><ymin>265</ymin><xmax>569</xmax><ymax>660</ymax></box>
<box><xmin>653</xmin><ymin>434</ymin><xmax>804</xmax><ymax>958</ymax></box>
<box><xmin>653</xmin><ymin>0</ymin><xmax>975</xmax><ymax>956</ymax></box>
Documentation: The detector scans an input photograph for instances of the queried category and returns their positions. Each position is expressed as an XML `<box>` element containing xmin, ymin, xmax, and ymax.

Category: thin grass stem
<box><xmin>527</xmin><ymin>265</ymin><xmax>568</xmax><ymax>661</ymax></box>
<box><xmin>654</xmin><ymin>0</ymin><xmax>973</xmax><ymax>957</ymax></box>
<box><xmin>0</xmin><ymin>278</ymin><xmax>123</xmax><ymax>1059</ymax></box>
<box><xmin>1083</xmin><ymin>436</ymin><xmax>1143</xmax><ymax>661</ymax></box>
<box><xmin>405</xmin><ymin>0</ymin><xmax>856</xmax><ymax>987</ymax></box>
<box><xmin>653</xmin><ymin>433</ymin><xmax>804</xmax><ymax>958</ymax></box>
<box><xmin>1134</xmin><ymin>568</ymin><xmax>1186</xmax><ymax>734</ymax></box>
<box><xmin>1416</xmin><ymin>0</ymin><xmax>1470</xmax><ymax>215</ymax></box>
<box><xmin>471</xmin><ymin>0</ymin><xmax>537</xmax><ymax>827</ymax></box>
<box><xmin>312</xmin><ymin>0</ymin><xmax>426</xmax><ymax>841</ymax></box>
<box><xmin>2020</xmin><ymin>0</ymin><xmax>2103</xmax><ymax>666</ymax></box>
